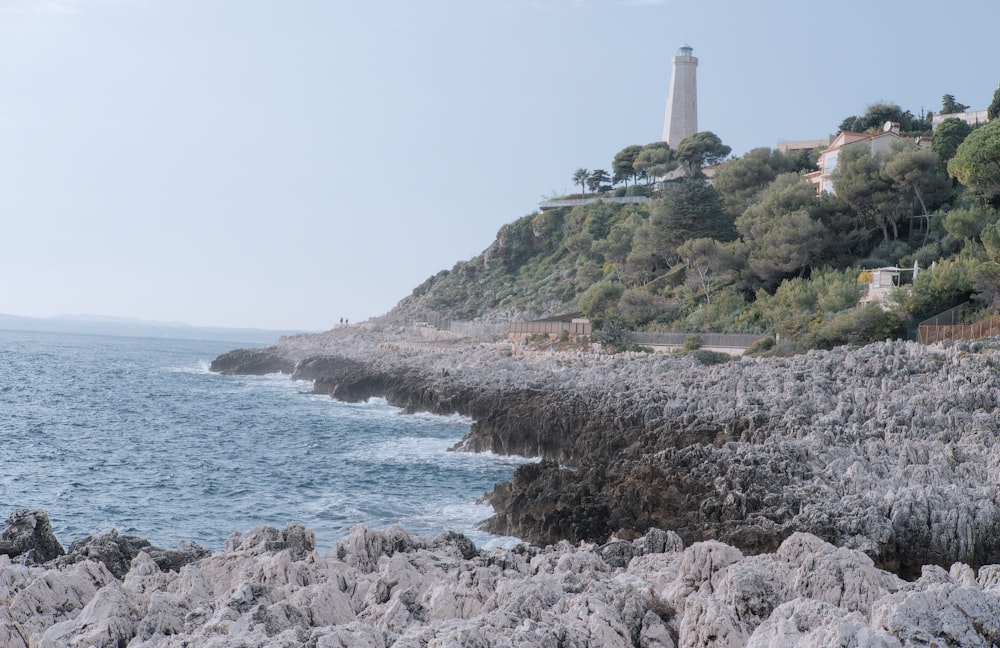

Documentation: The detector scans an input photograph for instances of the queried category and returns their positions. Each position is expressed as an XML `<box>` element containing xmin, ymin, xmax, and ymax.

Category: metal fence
<box><xmin>919</xmin><ymin>315</ymin><xmax>1000</xmax><ymax>344</ymax></box>
<box><xmin>919</xmin><ymin>303</ymin><xmax>968</xmax><ymax>328</ymax></box>
<box><xmin>626</xmin><ymin>332</ymin><xmax>765</xmax><ymax>349</ymax></box>
<box><xmin>376</xmin><ymin>311</ymin><xmax>507</xmax><ymax>341</ymax></box>
<box><xmin>450</xmin><ymin>321</ymin><xmax>508</xmax><ymax>339</ymax></box>
<box><xmin>538</xmin><ymin>196</ymin><xmax>653</xmax><ymax>210</ymax></box>
<box><xmin>508</xmin><ymin>320</ymin><xmax>592</xmax><ymax>339</ymax></box>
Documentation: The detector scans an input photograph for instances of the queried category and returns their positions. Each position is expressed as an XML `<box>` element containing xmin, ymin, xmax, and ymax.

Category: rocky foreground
<box><xmin>5</xmin><ymin>508</ymin><xmax>1000</xmax><ymax>647</ymax></box>
<box><xmin>213</xmin><ymin>323</ymin><xmax>1000</xmax><ymax>582</ymax></box>
<box><xmin>9</xmin><ymin>323</ymin><xmax>1000</xmax><ymax>646</ymax></box>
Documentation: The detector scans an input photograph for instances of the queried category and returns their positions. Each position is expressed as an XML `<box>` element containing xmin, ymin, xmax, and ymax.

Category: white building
<box><xmin>804</xmin><ymin>122</ymin><xmax>930</xmax><ymax>195</ymax></box>
<box><xmin>662</xmin><ymin>45</ymin><xmax>698</xmax><ymax>147</ymax></box>
<box><xmin>931</xmin><ymin>110</ymin><xmax>988</xmax><ymax>130</ymax></box>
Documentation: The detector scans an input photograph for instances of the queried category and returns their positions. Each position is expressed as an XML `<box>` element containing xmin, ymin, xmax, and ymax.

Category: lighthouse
<box><xmin>662</xmin><ymin>45</ymin><xmax>698</xmax><ymax>146</ymax></box>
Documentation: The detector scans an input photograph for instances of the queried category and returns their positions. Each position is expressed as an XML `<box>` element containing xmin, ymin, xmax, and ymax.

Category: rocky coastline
<box><xmin>9</xmin><ymin>322</ymin><xmax>1000</xmax><ymax>645</ymax></box>
<box><xmin>6</xmin><ymin>507</ymin><xmax>1000</xmax><ymax>647</ymax></box>
<box><xmin>212</xmin><ymin>323</ymin><xmax>1000</xmax><ymax>581</ymax></box>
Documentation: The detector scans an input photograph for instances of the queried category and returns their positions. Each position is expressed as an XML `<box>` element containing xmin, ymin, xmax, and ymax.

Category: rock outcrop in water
<box><xmin>0</xmin><ymin>509</ymin><xmax>66</xmax><ymax>564</ymax></box>
<box><xmin>1</xmin><ymin>510</ymin><xmax>211</xmax><ymax>579</ymax></box>
<box><xmin>212</xmin><ymin>324</ymin><xmax>1000</xmax><ymax>582</ymax></box>
<box><xmin>5</xmin><ymin>517</ymin><xmax>1000</xmax><ymax>647</ymax></box>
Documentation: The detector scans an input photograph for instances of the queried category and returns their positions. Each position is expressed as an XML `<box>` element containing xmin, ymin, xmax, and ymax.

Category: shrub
<box><xmin>905</xmin><ymin>255</ymin><xmax>983</xmax><ymax>321</ymax></box>
<box><xmin>682</xmin><ymin>335</ymin><xmax>701</xmax><ymax>351</ymax></box>
<box><xmin>618</xmin><ymin>289</ymin><xmax>673</xmax><ymax>328</ymax></box>
<box><xmin>744</xmin><ymin>336</ymin><xmax>775</xmax><ymax>355</ymax></box>
<box><xmin>579</xmin><ymin>280</ymin><xmax>624</xmax><ymax>319</ymax></box>
<box><xmin>858</xmin><ymin>239</ymin><xmax>914</xmax><ymax>269</ymax></box>
<box><xmin>692</xmin><ymin>349</ymin><xmax>733</xmax><ymax>365</ymax></box>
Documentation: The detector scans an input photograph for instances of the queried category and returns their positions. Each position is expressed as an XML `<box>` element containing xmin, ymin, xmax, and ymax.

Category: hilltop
<box><xmin>388</xmin><ymin>99</ymin><xmax>1000</xmax><ymax>353</ymax></box>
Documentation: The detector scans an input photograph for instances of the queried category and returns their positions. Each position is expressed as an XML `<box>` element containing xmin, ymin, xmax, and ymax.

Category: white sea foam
<box><xmin>0</xmin><ymin>330</ymin><xmax>529</xmax><ymax>555</ymax></box>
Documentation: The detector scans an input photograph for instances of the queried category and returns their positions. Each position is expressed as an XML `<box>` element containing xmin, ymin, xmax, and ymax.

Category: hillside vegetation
<box><xmin>391</xmin><ymin>93</ymin><xmax>1000</xmax><ymax>352</ymax></box>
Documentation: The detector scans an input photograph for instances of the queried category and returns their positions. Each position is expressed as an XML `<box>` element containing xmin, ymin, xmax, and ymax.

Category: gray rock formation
<box><xmin>5</xmin><ymin>519</ymin><xmax>1000</xmax><ymax>647</ymax></box>
<box><xmin>209</xmin><ymin>347</ymin><xmax>296</xmax><ymax>375</ymax></box>
<box><xmin>55</xmin><ymin>528</ymin><xmax>211</xmax><ymax>579</ymax></box>
<box><xmin>0</xmin><ymin>509</ymin><xmax>65</xmax><ymax>564</ymax></box>
<box><xmin>212</xmin><ymin>327</ymin><xmax>1000</xmax><ymax>580</ymax></box>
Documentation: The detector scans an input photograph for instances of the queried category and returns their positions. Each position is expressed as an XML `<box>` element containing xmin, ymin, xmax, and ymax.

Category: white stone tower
<box><xmin>662</xmin><ymin>44</ymin><xmax>698</xmax><ymax>146</ymax></box>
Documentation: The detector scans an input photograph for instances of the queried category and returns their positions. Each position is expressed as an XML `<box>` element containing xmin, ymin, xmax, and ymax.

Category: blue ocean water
<box><xmin>0</xmin><ymin>329</ymin><xmax>531</xmax><ymax>553</ymax></box>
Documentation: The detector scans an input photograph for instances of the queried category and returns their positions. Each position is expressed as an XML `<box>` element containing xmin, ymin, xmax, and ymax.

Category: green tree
<box><xmin>675</xmin><ymin>131</ymin><xmax>731</xmax><ymax>171</ymax></box>
<box><xmin>988</xmin><ymin>82</ymin><xmax>1000</xmax><ymax>121</ymax></box>
<box><xmin>649</xmin><ymin>178</ymin><xmax>733</xmax><ymax>254</ymax></box>
<box><xmin>940</xmin><ymin>94</ymin><xmax>969</xmax><ymax>115</ymax></box>
<box><xmin>943</xmin><ymin>203</ymin><xmax>997</xmax><ymax>241</ymax></box>
<box><xmin>932</xmin><ymin>118</ymin><xmax>973</xmax><ymax>165</ymax></box>
<box><xmin>572</xmin><ymin>168</ymin><xmax>589</xmax><ymax>197</ymax></box>
<box><xmin>617</xmin><ymin>288</ymin><xmax>673</xmax><ymax>327</ymax></box>
<box><xmin>564</xmin><ymin>231</ymin><xmax>594</xmax><ymax>255</ymax></box>
<box><xmin>838</xmin><ymin>102</ymin><xmax>931</xmax><ymax>136</ymax></box>
<box><xmin>948</xmin><ymin>120</ymin><xmax>1000</xmax><ymax>198</ymax></box>
<box><xmin>981</xmin><ymin>222</ymin><xmax>1000</xmax><ymax>263</ymax></box>
<box><xmin>587</xmin><ymin>169</ymin><xmax>611</xmax><ymax>194</ymax></box>
<box><xmin>882</xmin><ymin>144</ymin><xmax>953</xmax><ymax>244</ymax></box>
<box><xmin>832</xmin><ymin>144</ymin><xmax>899</xmax><ymax>240</ymax></box>
<box><xmin>583</xmin><ymin>201</ymin><xmax>617</xmax><ymax>239</ymax></box>
<box><xmin>633</xmin><ymin>142</ymin><xmax>677</xmax><ymax>185</ymax></box>
<box><xmin>579</xmin><ymin>280</ymin><xmax>624</xmax><ymax>319</ymax></box>
<box><xmin>677</xmin><ymin>237</ymin><xmax>740</xmax><ymax>304</ymax></box>
<box><xmin>735</xmin><ymin>173</ymin><xmax>826</xmax><ymax>287</ymax></box>
<box><xmin>711</xmin><ymin>147</ymin><xmax>808</xmax><ymax>217</ymax></box>
<box><xmin>592</xmin><ymin>221</ymin><xmax>635</xmax><ymax>272</ymax></box>
<box><xmin>612</xmin><ymin>145</ymin><xmax>642</xmax><ymax>187</ymax></box>
<box><xmin>621</xmin><ymin>222</ymin><xmax>665</xmax><ymax>287</ymax></box>
<box><xmin>904</xmin><ymin>254</ymin><xmax>983</xmax><ymax>321</ymax></box>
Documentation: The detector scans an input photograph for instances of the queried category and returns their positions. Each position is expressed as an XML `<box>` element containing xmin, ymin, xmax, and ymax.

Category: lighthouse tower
<box><xmin>662</xmin><ymin>45</ymin><xmax>698</xmax><ymax>146</ymax></box>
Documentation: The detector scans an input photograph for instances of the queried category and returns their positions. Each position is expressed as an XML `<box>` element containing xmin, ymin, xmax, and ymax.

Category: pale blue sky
<box><xmin>1</xmin><ymin>0</ymin><xmax>997</xmax><ymax>330</ymax></box>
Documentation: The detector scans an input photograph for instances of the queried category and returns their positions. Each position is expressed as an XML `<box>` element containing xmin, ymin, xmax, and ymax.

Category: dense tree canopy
<box><xmin>948</xmin><ymin>120</ymin><xmax>1000</xmax><ymax>198</ymax></box>
<box><xmin>832</xmin><ymin>145</ymin><xmax>900</xmax><ymax>240</ymax></box>
<box><xmin>882</xmin><ymin>144</ymin><xmax>953</xmax><ymax>243</ymax></box>
<box><xmin>932</xmin><ymin>118</ymin><xmax>973</xmax><ymax>164</ymax></box>
<box><xmin>989</xmin><ymin>82</ymin><xmax>1000</xmax><ymax>121</ymax></box>
<box><xmin>940</xmin><ymin>94</ymin><xmax>969</xmax><ymax>115</ymax></box>
<box><xmin>612</xmin><ymin>145</ymin><xmax>642</xmax><ymax>186</ymax></box>
<box><xmin>587</xmin><ymin>169</ymin><xmax>611</xmax><ymax>194</ymax></box>
<box><xmin>649</xmin><ymin>178</ymin><xmax>733</xmax><ymax>254</ymax></box>
<box><xmin>838</xmin><ymin>102</ymin><xmax>931</xmax><ymax>136</ymax></box>
<box><xmin>712</xmin><ymin>147</ymin><xmax>814</xmax><ymax>218</ymax></box>
<box><xmin>633</xmin><ymin>142</ymin><xmax>677</xmax><ymax>184</ymax></box>
<box><xmin>674</xmin><ymin>131</ymin><xmax>731</xmax><ymax>171</ymax></box>
<box><xmin>677</xmin><ymin>237</ymin><xmax>740</xmax><ymax>304</ymax></box>
<box><xmin>736</xmin><ymin>173</ymin><xmax>826</xmax><ymax>287</ymax></box>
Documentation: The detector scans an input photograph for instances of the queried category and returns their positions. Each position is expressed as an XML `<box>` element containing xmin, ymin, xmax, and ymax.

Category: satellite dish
<box><xmin>883</xmin><ymin>121</ymin><xmax>893</xmax><ymax>132</ymax></box>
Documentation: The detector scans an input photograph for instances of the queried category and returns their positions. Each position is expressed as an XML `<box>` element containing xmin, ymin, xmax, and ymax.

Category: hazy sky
<box><xmin>2</xmin><ymin>0</ymin><xmax>997</xmax><ymax>331</ymax></box>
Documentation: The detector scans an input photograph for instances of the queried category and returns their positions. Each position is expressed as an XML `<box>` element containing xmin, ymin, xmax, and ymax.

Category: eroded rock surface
<box><xmin>0</xmin><ymin>509</ymin><xmax>65</xmax><ymax>564</ymax></box>
<box><xmin>216</xmin><ymin>326</ymin><xmax>1000</xmax><ymax>578</ymax></box>
<box><xmin>6</xmin><ymin>520</ymin><xmax>1000</xmax><ymax>647</ymax></box>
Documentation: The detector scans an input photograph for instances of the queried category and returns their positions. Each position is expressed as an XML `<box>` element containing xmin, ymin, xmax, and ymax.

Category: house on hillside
<box><xmin>931</xmin><ymin>109</ymin><xmax>989</xmax><ymax>130</ymax></box>
<box><xmin>776</xmin><ymin>136</ymin><xmax>833</xmax><ymax>154</ymax></box>
<box><xmin>804</xmin><ymin>122</ymin><xmax>930</xmax><ymax>195</ymax></box>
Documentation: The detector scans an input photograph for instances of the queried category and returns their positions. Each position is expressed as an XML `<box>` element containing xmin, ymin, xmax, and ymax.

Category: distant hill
<box><xmin>0</xmin><ymin>313</ymin><xmax>309</xmax><ymax>345</ymax></box>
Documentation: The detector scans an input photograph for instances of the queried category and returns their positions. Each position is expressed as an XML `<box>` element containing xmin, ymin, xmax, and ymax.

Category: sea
<box><xmin>0</xmin><ymin>328</ymin><xmax>534</xmax><ymax>553</ymax></box>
